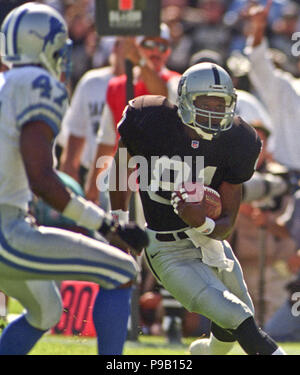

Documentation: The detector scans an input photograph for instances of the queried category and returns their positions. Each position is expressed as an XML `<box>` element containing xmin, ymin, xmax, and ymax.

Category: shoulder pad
<box><xmin>128</xmin><ymin>95</ymin><xmax>173</xmax><ymax>110</ymax></box>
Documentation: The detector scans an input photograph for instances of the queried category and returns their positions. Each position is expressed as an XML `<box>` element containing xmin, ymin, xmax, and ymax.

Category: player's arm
<box><xmin>244</xmin><ymin>0</ymin><xmax>272</xmax><ymax>47</ymax></box>
<box><xmin>20</xmin><ymin>121</ymin><xmax>148</xmax><ymax>253</ymax></box>
<box><xmin>173</xmin><ymin>182</ymin><xmax>242</xmax><ymax>241</ymax></box>
<box><xmin>210</xmin><ymin>181</ymin><xmax>242</xmax><ymax>240</ymax></box>
<box><xmin>60</xmin><ymin>134</ymin><xmax>85</xmax><ymax>183</ymax></box>
<box><xmin>20</xmin><ymin>121</ymin><xmax>71</xmax><ymax>211</ymax></box>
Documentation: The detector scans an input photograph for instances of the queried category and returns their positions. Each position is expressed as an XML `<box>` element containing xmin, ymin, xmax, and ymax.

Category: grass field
<box><xmin>4</xmin><ymin>298</ymin><xmax>300</xmax><ymax>356</ymax></box>
<box><xmin>27</xmin><ymin>333</ymin><xmax>300</xmax><ymax>355</ymax></box>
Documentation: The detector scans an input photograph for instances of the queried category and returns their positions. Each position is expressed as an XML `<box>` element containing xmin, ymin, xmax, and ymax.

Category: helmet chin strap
<box><xmin>184</xmin><ymin>122</ymin><xmax>214</xmax><ymax>141</ymax></box>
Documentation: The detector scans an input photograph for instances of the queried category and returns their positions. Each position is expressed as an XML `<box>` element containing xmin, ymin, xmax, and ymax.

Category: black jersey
<box><xmin>118</xmin><ymin>95</ymin><xmax>262</xmax><ymax>231</ymax></box>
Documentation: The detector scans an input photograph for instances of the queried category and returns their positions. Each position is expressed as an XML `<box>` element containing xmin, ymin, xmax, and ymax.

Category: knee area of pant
<box><xmin>27</xmin><ymin>297</ymin><xmax>63</xmax><ymax>331</ymax></box>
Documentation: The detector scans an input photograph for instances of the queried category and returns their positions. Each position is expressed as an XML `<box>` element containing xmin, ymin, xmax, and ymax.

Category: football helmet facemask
<box><xmin>1</xmin><ymin>2</ymin><xmax>72</xmax><ymax>80</ymax></box>
<box><xmin>177</xmin><ymin>63</ymin><xmax>237</xmax><ymax>140</ymax></box>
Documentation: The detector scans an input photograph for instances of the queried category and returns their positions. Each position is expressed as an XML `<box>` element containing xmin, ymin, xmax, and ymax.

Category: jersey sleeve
<box><xmin>15</xmin><ymin>69</ymin><xmax>68</xmax><ymax>137</ymax></box>
<box><xmin>223</xmin><ymin>120</ymin><xmax>262</xmax><ymax>184</ymax></box>
<box><xmin>117</xmin><ymin>99</ymin><xmax>147</xmax><ymax>156</ymax></box>
<box><xmin>117</xmin><ymin>95</ymin><xmax>170</xmax><ymax>157</ymax></box>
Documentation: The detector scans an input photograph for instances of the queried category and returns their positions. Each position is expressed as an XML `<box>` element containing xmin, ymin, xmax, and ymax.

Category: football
<box><xmin>204</xmin><ymin>186</ymin><xmax>222</xmax><ymax>220</ymax></box>
<box><xmin>173</xmin><ymin>182</ymin><xmax>222</xmax><ymax>222</ymax></box>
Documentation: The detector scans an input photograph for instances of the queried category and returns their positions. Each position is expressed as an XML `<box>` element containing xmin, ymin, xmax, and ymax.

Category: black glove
<box><xmin>98</xmin><ymin>217</ymin><xmax>149</xmax><ymax>256</ymax></box>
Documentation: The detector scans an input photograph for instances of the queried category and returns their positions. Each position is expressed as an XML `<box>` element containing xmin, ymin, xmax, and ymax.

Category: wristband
<box><xmin>194</xmin><ymin>217</ymin><xmax>215</xmax><ymax>235</ymax></box>
<box><xmin>110</xmin><ymin>209</ymin><xmax>129</xmax><ymax>224</ymax></box>
<box><xmin>62</xmin><ymin>194</ymin><xmax>105</xmax><ymax>230</ymax></box>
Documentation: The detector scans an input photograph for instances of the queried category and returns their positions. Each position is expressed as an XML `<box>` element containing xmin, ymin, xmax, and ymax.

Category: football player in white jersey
<box><xmin>0</xmin><ymin>2</ymin><xmax>148</xmax><ymax>355</ymax></box>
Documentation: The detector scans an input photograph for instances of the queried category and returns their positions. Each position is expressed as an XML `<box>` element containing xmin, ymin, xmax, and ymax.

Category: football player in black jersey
<box><xmin>109</xmin><ymin>62</ymin><xmax>286</xmax><ymax>355</ymax></box>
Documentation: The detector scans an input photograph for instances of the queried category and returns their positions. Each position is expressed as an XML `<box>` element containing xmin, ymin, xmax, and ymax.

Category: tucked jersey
<box><xmin>0</xmin><ymin>66</ymin><xmax>68</xmax><ymax>211</ymax></box>
<box><xmin>118</xmin><ymin>95</ymin><xmax>262</xmax><ymax>231</ymax></box>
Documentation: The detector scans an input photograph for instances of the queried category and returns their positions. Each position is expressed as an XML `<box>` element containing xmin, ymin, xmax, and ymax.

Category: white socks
<box><xmin>189</xmin><ymin>336</ymin><xmax>287</xmax><ymax>355</ymax></box>
<box><xmin>272</xmin><ymin>347</ymin><xmax>287</xmax><ymax>355</ymax></box>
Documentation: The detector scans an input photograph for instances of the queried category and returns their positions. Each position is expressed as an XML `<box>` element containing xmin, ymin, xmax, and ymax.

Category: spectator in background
<box><xmin>244</xmin><ymin>0</ymin><xmax>300</xmax><ymax>177</ymax></box>
<box><xmin>58</xmin><ymin>38</ymin><xmax>126</xmax><ymax>195</ymax></box>
<box><xmin>189</xmin><ymin>0</ymin><xmax>231</xmax><ymax>61</ymax></box>
<box><xmin>269</xmin><ymin>1</ymin><xmax>300</xmax><ymax>61</ymax></box>
<box><xmin>85</xmin><ymin>23</ymin><xmax>181</xmax><ymax>204</ymax></box>
<box><xmin>248</xmin><ymin>177</ymin><xmax>300</xmax><ymax>342</ymax></box>
<box><xmin>162</xmin><ymin>2</ymin><xmax>194</xmax><ymax>73</ymax></box>
<box><xmin>224</xmin><ymin>0</ymin><xmax>287</xmax><ymax>54</ymax></box>
<box><xmin>66</xmin><ymin>11</ymin><xmax>95</xmax><ymax>91</ymax></box>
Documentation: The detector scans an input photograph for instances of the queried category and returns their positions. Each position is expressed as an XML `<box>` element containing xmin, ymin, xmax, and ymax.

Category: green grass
<box><xmin>26</xmin><ymin>333</ymin><xmax>300</xmax><ymax>355</ymax></box>
<box><xmin>5</xmin><ymin>298</ymin><xmax>300</xmax><ymax>355</ymax></box>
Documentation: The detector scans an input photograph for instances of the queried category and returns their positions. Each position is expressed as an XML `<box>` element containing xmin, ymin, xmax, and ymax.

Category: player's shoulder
<box><xmin>118</xmin><ymin>95</ymin><xmax>178</xmax><ymax>139</ymax></box>
<box><xmin>231</xmin><ymin>116</ymin><xmax>260</xmax><ymax>142</ymax></box>
<box><xmin>121</xmin><ymin>95</ymin><xmax>177</xmax><ymax>127</ymax></box>
<box><xmin>223</xmin><ymin>116</ymin><xmax>262</xmax><ymax>157</ymax></box>
<box><xmin>9</xmin><ymin>66</ymin><xmax>59</xmax><ymax>87</ymax></box>
<box><xmin>8</xmin><ymin>66</ymin><xmax>68</xmax><ymax>135</ymax></box>
<box><xmin>128</xmin><ymin>94</ymin><xmax>176</xmax><ymax>113</ymax></box>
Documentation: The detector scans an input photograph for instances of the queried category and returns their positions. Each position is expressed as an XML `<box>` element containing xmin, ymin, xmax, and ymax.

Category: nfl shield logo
<box><xmin>191</xmin><ymin>140</ymin><xmax>199</xmax><ymax>149</ymax></box>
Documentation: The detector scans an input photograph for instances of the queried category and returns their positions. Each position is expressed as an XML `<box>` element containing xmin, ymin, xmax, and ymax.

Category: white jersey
<box><xmin>0</xmin><ymin>66</ymin><xmax>68</xmax><ymax>211</ymax></box>
<box><xmin>58</xmin><ymin>66</ymin><xmax>113</xmax><ymax>169</ymax></box>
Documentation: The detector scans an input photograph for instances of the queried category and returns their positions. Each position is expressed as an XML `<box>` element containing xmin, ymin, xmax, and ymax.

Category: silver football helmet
<box><xmin>177</xmin><ymin>63</ymin><xmax>237</xmax><ymax>139</ymax></box>
<box><xmin>1</xmin><ymin>2</ymin><xmax>72</xmax><ymax>80</ymax></box>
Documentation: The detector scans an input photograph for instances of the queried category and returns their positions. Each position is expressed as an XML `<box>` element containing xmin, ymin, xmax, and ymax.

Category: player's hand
<box><xmin>171</xmin><ymin>189</ymin><xmax>206</xmax><ymax>228</ymax></box>
<box><xmin>99</xmin><ymin>219</ymin><xmax>149</xmax><ymax>256</ymax></box>
<box><xmin>243</xmin><ymin>0</ymin><xmax>272</xmax><ymax>23</ymax></box>
<box><xmin>124</xmin><ymin>37</ymin><xmax>142</xmax><ymax>66</ymax></box>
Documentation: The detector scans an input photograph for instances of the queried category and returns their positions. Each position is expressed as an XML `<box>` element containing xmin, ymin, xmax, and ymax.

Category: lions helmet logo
<box><xmin>30</xmin><ymin>16</ymin><xmax>66</xmax><ymax>51</ymax></box>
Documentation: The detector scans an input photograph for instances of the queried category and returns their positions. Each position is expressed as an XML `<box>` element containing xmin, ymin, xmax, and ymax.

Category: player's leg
<box><xmin>0</xmin><ymin>280</ymin><xmax>62</xmax><ymax>355</ymax></box>
<box><xmin>93</xmin><ymin>282</ymin><xmax>133</xmax><ymax>355</ymax></box>
<box><xmin>145</xmin><ymin>236</ymin><xmax>285</xmax><ymax>355</ymax></box>
<box><xmin>216</xmin><ymin>241</ymin><xmax>286</xmax><ymax>355</ymax></box>
<box><xmin>0</xmin><ymin>206</ymin><xmax>139</xmax><ymax>355</ymax></box>
<box><xmin>189</xmin><ymin>322</ymin><xmax>235</xmax><ymax>355</ymax></box>
<box><xmin>190</xmin><ymin>239</ymin><xmax>254</xmax><ymax>355</ymax></box>
<box><xmin>144</xmin><ymin>237</ymin><xmax>253</xmax><ymax>344</ymax></box>
<box><xmin>0</xmin><ymin>206</ymin><xmax>138</xmax><ymax>287</ymax></box>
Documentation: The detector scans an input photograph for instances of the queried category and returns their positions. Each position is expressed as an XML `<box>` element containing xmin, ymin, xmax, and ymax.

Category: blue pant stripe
<box><xmin>0</xmin><ymin>254</ymin><xmax>120</xmax><ymax>287</ymax></box>
<box><xmin>0</xmin><ymin>226</ymin><xmax>133</xmax><ymax>280</ymax></box>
